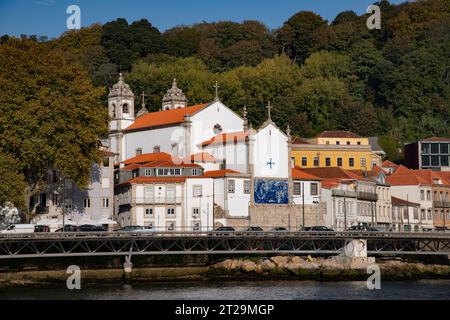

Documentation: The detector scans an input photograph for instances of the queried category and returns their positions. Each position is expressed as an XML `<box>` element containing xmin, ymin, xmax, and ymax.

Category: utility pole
<box><xmin>302</xmin><ymin>182</ymin><xmax>305</xmax><ymax>229</ymax></box>
<box><xmin>344</xmin><ymin>196</ymin><xmax>347</xmax><ymax>231</ymax></box>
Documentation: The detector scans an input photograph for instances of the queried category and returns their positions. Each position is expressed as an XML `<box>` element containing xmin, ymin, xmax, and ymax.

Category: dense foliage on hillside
<box><xmin>1</xmin><ymin>0</ymin><xmax>449</xmax><ymax>164</ymax></box>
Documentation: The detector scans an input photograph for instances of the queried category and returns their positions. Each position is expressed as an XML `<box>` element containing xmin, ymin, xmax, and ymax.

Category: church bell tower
<box><xmin>108</xmin><ymin>73</ymin><xmax>135</xmax><ymax>163</ymax></box>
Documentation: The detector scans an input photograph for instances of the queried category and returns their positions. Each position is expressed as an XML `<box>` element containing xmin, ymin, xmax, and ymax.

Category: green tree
<box><xmin>0</xmin><ymin>154</ymin><xmax>27</xmax><ymax>212</ymax></box>
<box><xmin>0</xmin><ymin>39</ymin><xmax>108</xmax><ymax>217</ymax></box>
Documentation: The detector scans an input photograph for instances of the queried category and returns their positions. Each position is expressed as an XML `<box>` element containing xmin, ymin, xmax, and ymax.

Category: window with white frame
<box><xmin>166</xmin><ymin>185</ymin><xmax>176</xmax><ymax>203</ymax></box>
<box><xmin>145</xmin><ymin>208</ymin><xmax>153</xmax><ymax>216</ymax></box>
<box><xmin>310</xmin><ymin>183</ymin><xmax>318</xmax><ymax>196</ymax></box>
<box><xmin>244</xmin><ymin>180</ymin><xmax>251</xmax><ymax>194</ymax></box>
<box><xmin>193</xmin><ymin>185</ymin><xmax>202</xmax><ymax>197</ymax></box>
<box><xmin>102</xmin><ymin>198</ymin><xmax>109</xmax><ymax>208</ymax></box>
<box><xmin>293</xmin><ymin>182</ymin><xmax>301</xmax><ymax>195</ymax></box>
<box><xmin>192</xmin><ymin>207</ymin><xmax>200</xmax><ymax>218</ymax></box>
<box><xmin>192</xmin><ymin>168</ymin><xmax>199</xmax><ymax>175</ymax></box>
<box><xmin>83</xmin><ymin>198</ymin><xmax>91</xmax><ymax>208</ymax></box>
<box><xmin>101</xmin><ymin>177</ymin><xmax>110</xmax><ymax>189</ymax></box>
<box><xmin>166</xmin><ymin>208</ymin><xmax>175</xmax><ymax>216</ymax></box>
<box><xmin>144</xmin><ymin>169</ymin><xmax>152</xmax><ymax>176</ymax></box>
<box><xmin>144</xmin><ymin>186</ymin><xmax>154</xmax><ymax>202</ymax></box>
<box><xmin>228</xmin><ymin>179</ymin><xmax>235</xmax><ymax>193</ymax></box>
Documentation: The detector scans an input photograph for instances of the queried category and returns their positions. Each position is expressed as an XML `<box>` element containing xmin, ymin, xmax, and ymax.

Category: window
<box><xmin>336</xmin><ymin>141</ymin><xmax>340</xmax><ymax>145</ymax></box>
<box><xmin>421</xmin><ymin>209</ymin><xmax>426</xmax><ymax>220</ymax></box>
<box><xmin>291</xmin><ymin>157</ymin><xmax>295</xmax><ymax>167</ymax></box>
<box><xmin>192</xmin><ymin>208</ymin><xmax>200</xmax><ymax>218</ymax></box>
<box><xmin>52</xmin><ymin>170</ymin><xmax>58</xmax><ymax>183</ymax></box>
<box><xmin>101</xmin><ymin>177</ymin><xmax>110</xmax><ymax>189</ymax></box>
<box><xmin>83</xmin><ymin>198</ymin><xmax>91</xmax><ymax>208</ymax></box>
<box><xmin>102</xmin><ymin>198</ymin><xmax>109</xmax><ymax>208</ymax></box>
<box><xmin>427</xmin><ymin>190</ymin><xmax>431</xmax><ymax>201</ymax></box>
<box><xmin>431</xmin><ymin>143</ymin><xmax>439</xmax><ymax>154</ymax></box>
<box><xmin>420</xmin><ymin>190</ymin><xmax>425</xmax><ymax>201</ymax></box>
<box><xmin>193</xmin><ymin>185</ymin><xmax>202</xmax><ymax>197</ymax></box>
<box><xmin>244</xmin><ymin>180</ymin><xmax>250</xmax><ymax>194</ymax></box>
<box><xmin>293</xmin><ymin>182</ymin><xmax>302</xmax><ymax>195</ymax></box>
<box><xmin>431</xmin><ymin>155</ymin><xmax>440</xmax><ymax>166</ymax></box>
<box><xmin>347</xmin><ymin>141</ymin><xmax>351</xmax><ymax>145</ymax></box>
<box><xmin>144</xmin><ymin>169</ymin><xmax>152</xmax><ymax>177</ymax></box>
<box><xmin>192</xmin><ymin>222</ymin><xmax>200</xmax><ymax>231</ymax></box>
<box><xmin>102</xmin><ymin>157</ymin><xmax>110</xmax><ymax>167</ymax></box>
<box><xmin>192</xmin><ymin>168</ymin><xmax>199</xmax><ymax>175</ymax></box>
<box><xmin>144</xmin><ymin>186</ymin><xmax>154</xmax><ymax>202</ymax></box>
<box><xmin>357</xmin><ymin>141</ymin><xmax>361</xmax><ymax>145</ymax></box>
<box><xmin>302</xmin><ymin>157</ymin><xmax>307</xmax><ymax>166</ymax></box>
<box><xmin>421</xmin><ymin>143</ymin><xmax>430</xmax><ymax>154</ymax></box>
<box><xmin>310</xmin><ymin>183</ymin><xmax>318</xmax><ymax>196</ymax></box>
<box><xmin>166</xmin><ymin>185</ymin><xmax>176</xmax><ymax>203</ymax></box>
<box><xmin>361</xmin><ymin>158</ymin><xmax>367</xmax><ymax>168</ymax></box>
<box><xmin>65</xmin><ymin>199</ymin><xmax>72</xmax><ymax>209</ymax></box>
<box><xmin>52</xmin><ymin>193</ymin><xmax>58</xmax><ymax>206</ymax></box>
<box><xmin>228</xmin><ymin>180</ymin><xmax>235</xmax><ymax>193</ymax></box>
<box><xmin>414</xmin><ymin>208</ymin><xmax>419</xmax><ymax>220</ymax></box>
<box><xmin>166</xmin><ymin>208</ymin><xmax>175</xmax><ymax>216</ymax></box>
<box><xmin>441</xmin><ymin>156</ymin><xmax>449</xmax><ymax>167</ymax></box>
<box><xmin>123</xmin><ymin>104</ymin><xmax>129</xmax><ymax>114</ymax></box>
<box><xmin>337</xmin><ymin>158</ymin><xmax>343</xmax><ymax>167</ymax></box>
<box><xmin>314</xmin><ymin>157</ymin><xmax>319</xmax><ymax>167</ymax></box>
<box><xmin>325</xmin><ymin>158</ymin><xmax>331</xmax><ymax>167</ymax></box>
<box><xmin>166</xmin><ymin>222</ymin><xmax>175</xmax><ymax>231</ymax></box>
<box><xmin>422</xmin><ymin>156</ymin><xmax>430</xmax><ymax>166</ymax></box>
<box><xmin>440</xmin><ymin>143</ymin><xmax>449</xmax><ymax>154</ymax></box>
<box><xmin>349</xmin><ymin>158</ymin><xmax>355</xmax><ymax>167</ymax></box>
<box><xmin>135</xmin><ymin>148</ymin><xmax>142</xmax><ymax>156</ymax></box>
<box><xmin>145</xmin><ymin>208</ymin><xmax>153</xmax><ymax>216</ymax></box>
<box><xmin>326</xmin><ymin>141</ymin><xmax>330</xmax><ymax>145</ymax></box>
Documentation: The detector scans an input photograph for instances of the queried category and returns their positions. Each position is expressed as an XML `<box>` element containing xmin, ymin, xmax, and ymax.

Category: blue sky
<box><xmin>0</xmin><ymin>0</ymin><xmax>408</xmax><ymax>39</ymax></box>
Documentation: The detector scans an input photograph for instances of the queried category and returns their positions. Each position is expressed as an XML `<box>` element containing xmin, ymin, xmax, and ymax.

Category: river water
<box><xmin>1</xmin><ymin>280</ymin><xmax>450</xmax><ymax>300</ymax></box>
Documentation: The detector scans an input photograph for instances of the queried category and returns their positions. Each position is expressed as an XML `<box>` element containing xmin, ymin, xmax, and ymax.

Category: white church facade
<box><xmin>109</xmin><ymin>75</ymin><xmax>308</xmax><ymax>230</ymax></box>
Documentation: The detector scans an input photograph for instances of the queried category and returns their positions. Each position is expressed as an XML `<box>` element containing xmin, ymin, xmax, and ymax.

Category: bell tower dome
<box><xmin>108</xmin><ymin>73</ymin><xmax>135</xmax><ymax>162</ymax></box>
<box><xmin>162</xmin><ymin>78</ymin><xmax>187</xmax><ymax>110</ymax></box>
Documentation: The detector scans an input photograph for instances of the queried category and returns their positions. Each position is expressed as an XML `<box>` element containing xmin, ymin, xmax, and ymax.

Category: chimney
<box><xmin>153</xmin><ymin>145</ymin><xmax>160</xmax><ymax>154</ymax></box>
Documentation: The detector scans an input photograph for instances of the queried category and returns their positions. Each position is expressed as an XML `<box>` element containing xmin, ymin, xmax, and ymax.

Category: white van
<box><xmin>0</xmin><ymin>224</ymin><xmax>35</xmax><ymax>234</ymax></box>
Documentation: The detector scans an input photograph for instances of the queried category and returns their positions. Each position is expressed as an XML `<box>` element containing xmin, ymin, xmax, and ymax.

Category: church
<box><xmin>109</xmin><ymin>75</ymin><xmax>302</xmax><ymax>230</ymax></box>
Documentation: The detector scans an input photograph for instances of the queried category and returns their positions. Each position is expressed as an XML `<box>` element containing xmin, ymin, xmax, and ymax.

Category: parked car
<box><xmin>245</xmin><ymin>226</ymin><xmax>264</xmax><ymax>232</ymax></box>
<box><xmin>34</xmin><ymin>225</ymin><xmax>50</xmax><ymax>233</ymax></box>
<box><xmin>300</xmin><ymin>226</ymin><xmax>334</xmax><ymax>232</ymax></box>
<box><xmin>433</xmin><ymin>226</ymin><xmax>450</xmax><ymax>233</ymax></box>
<box><xmin>0</xmin><ymin>224</ymin><xmax>35</xmax><ymax>234</ymax></box>
<box><xmin>77</xmin><ymin>225</ymin><xmax>107</xmax><ymax>232</ymax></box>
<box><xmin>115</xmin><ymin>226</ymin><xmax>155</xmax><ymax>233</ymax></box>
<box><xmin>271</xmin><ymin>227</ymin><xmax>288</xmax><ymax>233</ymax></box>
<box><xmin>210</xmin><ymin>226</ymin><xmax>235</xmax><ymax>235</ymax></box>
<box><xmin>55</xmin><ymin>225</ymin><xmax>79</xmax><ymax>232</ymax></box>
<box><xmin>349</xmin><ymin>224</ymin><xmax>378</xmax><ymax>232</ymax></box>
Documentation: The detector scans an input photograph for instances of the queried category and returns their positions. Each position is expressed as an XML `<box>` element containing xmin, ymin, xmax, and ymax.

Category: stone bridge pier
<box><xmin>333</xmin><ymin>239</ymin><xmax>376</xmax><ymax>268</ymax></box>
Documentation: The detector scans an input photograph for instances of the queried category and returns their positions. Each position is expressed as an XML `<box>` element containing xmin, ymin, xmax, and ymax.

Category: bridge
<box><xmin>0</xmin><ymin>231</ymin><xmax>449</xmax><ymax>259</ymax></box>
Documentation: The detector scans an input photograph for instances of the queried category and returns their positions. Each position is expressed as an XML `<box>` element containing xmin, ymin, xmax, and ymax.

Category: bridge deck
<box><xmin>0</xmin><ymin>232</ymin><xmax>449</xmax><ymax>259</ymax></box>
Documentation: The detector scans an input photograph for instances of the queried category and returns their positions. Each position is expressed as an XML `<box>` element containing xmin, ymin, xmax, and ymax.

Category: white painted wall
<box><xmin>292</xmin><ymin>180</ymin><xmax>321</xmax><ymax>205</ymax></box>
<box><xmin>253</xmin><ymin>123</ymin><xmax>289</xmax><ymax>179</ymax></box>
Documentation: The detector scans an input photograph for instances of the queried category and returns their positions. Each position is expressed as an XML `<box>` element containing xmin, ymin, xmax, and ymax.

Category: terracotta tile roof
<box><xmin>391</xmin><ymin>196</ymin><xmax>420</xmax><ymax>206</ymax></box>
<box><xmin>292</xmin><ymin>137</ymin><xmax>310</xmax><ymax>145</ymax></box>
<box><xmin>124</xmin><ymin>103</ymin><xmax>209</xmax><ymax>132</ymax></box>
<box><xmin>123</xmin><ymin>152</ymin><xmax>176</xmax><ymax>165</ymax></box>
<box><xmin>128</xmin><ymin>176</ymin><xmax>188</xmax><ymax>184</ymax></box>
<box><xmin>421</xmin><ymin>137</ymin><xmax>450</xmax><ymax>142</ymax></box>
<box><xmin>300</xmin><ymin>167</ymin><xmax>368</xmax><ymax>181</ymax></box>
<box><xmin>391</xmin><ymin>165</ymin><xmax>411</xmax><ymax>175</ymax></box>
<box><xmin>292</xmin><ymin>167</ymin><xmax>322</xmax><ymax>181</ymax></box>
<box><xmin>382</xmin><ymin>160</ymin><xmax>398</xmax><ymax>167</ymax></box>
<box><xmin>386</xmin><ymin>174</ymin><xmax>429</xmax><ymax>186</ymax></box>
<box><xmin>372</xmin><ymin>165</ymin><xmax>388</xmax><ymax>176</ymax></box>
<box><xmin>185</xmin><ymin>152</ymin><xmax>218</xmax><ymax>163</ymax></box>
<box><xmin>321</xmin><ymin>179</ymin><xmax>342</xmax><ymax>189</ymax></box>
<box><xmin>316</xmin><ymin>131</ymin><xmax>361</xmax><ymax>138</ymax></box>
<box><xmin>200</xmin><ymin>131</ymin><xmax>248</xmax><ymax>147</ymax></box>
<box><xmin>411</xmin><ymin>170</ymin><xmax>450</xmax><ymax>185</ymax></box>
<box><xmin>203</xmin><ymin>169</ymin><xmax>241</xmax><ymax>178</ymax></box>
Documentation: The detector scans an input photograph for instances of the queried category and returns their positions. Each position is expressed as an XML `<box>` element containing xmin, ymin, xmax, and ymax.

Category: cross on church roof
<box><xmin>214</xmin><ymin>81</ymin><xmax>220</xmax><ymax>101</ymax></box>
<box><xmin>266</xmin><ymin>101</ymin><xmax>272</xmax><ymax>120</ymax></box>
<box><xmin>141</xmin><ymin>92</ymin><xmax>146</xmax><ymax>107</ymax></box>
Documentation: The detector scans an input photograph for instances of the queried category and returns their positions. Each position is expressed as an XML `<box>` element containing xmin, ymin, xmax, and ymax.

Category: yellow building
<box><xmin>291</xmin><ymin>131</ymin><xmax>380</xmax><ymax>171</ymax></box>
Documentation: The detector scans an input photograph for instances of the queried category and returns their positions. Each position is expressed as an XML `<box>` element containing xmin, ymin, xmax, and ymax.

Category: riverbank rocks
<box><xmin>270</xmin><ymin>256</ymin><xmax>289</xmax><ymax>268</ymax></box>
<box><xmin>242</xmin><ymin>260</ymin><xmax>257</xmax><ymax>273</ymax></box>
<box><xmin>260</xmin><ymin>259</ymin><xmax>276</xmax><ymax>272</ymax></box>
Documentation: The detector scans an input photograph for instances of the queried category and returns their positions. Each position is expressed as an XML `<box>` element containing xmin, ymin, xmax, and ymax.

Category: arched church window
<box><xmin>123</xmin><ymin>104</ymin><xmax>129</xmax><ymax>114</ymax></box>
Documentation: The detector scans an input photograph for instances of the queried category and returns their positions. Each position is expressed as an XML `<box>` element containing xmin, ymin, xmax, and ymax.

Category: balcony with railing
<box><xmin>433</xmin><ymin>201</ymin><xmax>450</xmax><ymax>208</ymax></box>
<box><xmin>118</xmin><ymin>197</ymin><xmax>183</xmax><ymax>205</ymax></box>
<box><xmin>357</xmin><ymin>191</ymin><xmax>378</xmax><ymax>202</ymax></box>
<box><xmin>331</xmin><ymin>189</ymin><xmax>358</xmax><ymax>198</ymax></box>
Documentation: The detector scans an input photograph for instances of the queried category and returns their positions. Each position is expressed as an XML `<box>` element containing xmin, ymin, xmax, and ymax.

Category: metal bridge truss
<box><xmin>0</xmin><ymin>232</ymin><xmax>450</xmax><ymax>259</ymax></box>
